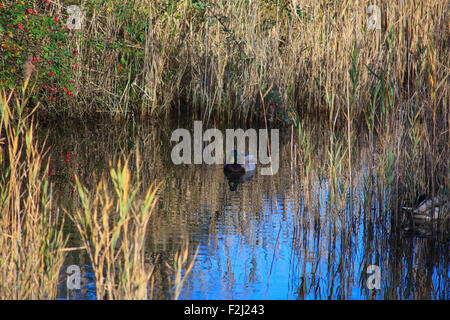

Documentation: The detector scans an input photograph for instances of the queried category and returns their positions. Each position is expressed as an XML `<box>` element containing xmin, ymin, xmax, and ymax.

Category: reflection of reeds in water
<box><xmin>287</xmin><ymin>108</ymin><xmax>448</xmax><ymax>299</ymax></box>
<box><xmin>39</xmin><ymin>117</ymin><xmax>447</xmax><ymax>299</ymax></box>
<box><xmin>9</xmin><ymin>81</ymin><xmax>443</xmax><ymax>298</ymax></box>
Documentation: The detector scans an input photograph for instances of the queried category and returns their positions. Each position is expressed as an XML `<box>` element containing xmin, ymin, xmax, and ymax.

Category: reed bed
<box><xmin>0</xmin><ymin>84</ymin><xmax>67</xmax><ymax>299</ymax></box>
<box><xmin>0</xmin><ymin>86</ymin><xmax>197</xmax><ymax>299</ymax></box>
<box><xmin>1</xmin><ymin>1</ymin><xmax>447</xmax><ymax>122</ymax></box>
<box><xmin>68</xmin><ymin>156</ymin><xmax>159</xmax><ymax>299</ymax></box>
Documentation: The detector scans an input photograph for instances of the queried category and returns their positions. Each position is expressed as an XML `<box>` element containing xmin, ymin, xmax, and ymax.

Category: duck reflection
<box><xmin>223</xmin><ymin>150</ymin><xmax>256</xmax><ymax>191</ymax></box>
<box><xmin>224</xmin><ymin>170</ymin><xmax>255</xmax><ymax>191</ymax></box>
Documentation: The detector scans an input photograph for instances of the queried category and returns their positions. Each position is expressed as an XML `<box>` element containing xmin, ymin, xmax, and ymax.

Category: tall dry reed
<box><xmin>0</xmin><ymin>83</ymin><xmax>67</xmax><ymax>299</ymax></box>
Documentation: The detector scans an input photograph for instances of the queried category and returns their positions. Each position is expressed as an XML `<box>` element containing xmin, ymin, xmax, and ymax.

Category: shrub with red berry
<box><xmin>0</xmin><ymin>0</ymin><xmax>77</xmax><ymax>105</ymax></box>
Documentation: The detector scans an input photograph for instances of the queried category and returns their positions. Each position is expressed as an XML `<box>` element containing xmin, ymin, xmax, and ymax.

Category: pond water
<box><xmin>42</xmin><ymin>118</ymin><xmax>448</xmax><ymax>300</ymax></box>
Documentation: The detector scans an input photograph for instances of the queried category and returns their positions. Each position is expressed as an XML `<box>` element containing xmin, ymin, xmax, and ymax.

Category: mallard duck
<box><xmin>402</xmin><ymin>194</ymin><xmax>448</xmax><ymax>221</ymax></box>
<box><xmin>223</xmin><ymin>150</ymin><xmax>256</xmax><ymax>174</ymax></box>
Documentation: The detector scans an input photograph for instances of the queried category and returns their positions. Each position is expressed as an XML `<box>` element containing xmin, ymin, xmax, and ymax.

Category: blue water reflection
<box><xmin>48</xmin><ymin>122</ymin><xmax>447</xmax><ymax>300</ymax></box>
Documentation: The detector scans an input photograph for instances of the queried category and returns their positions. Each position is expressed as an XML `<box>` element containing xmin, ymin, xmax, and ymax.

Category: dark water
<box><xmin>42</xmin><ymin>119</ymin><xmax>448</xmax><ymax>300</ymax></box>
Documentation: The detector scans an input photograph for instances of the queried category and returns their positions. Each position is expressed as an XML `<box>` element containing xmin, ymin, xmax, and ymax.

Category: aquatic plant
<box><xmin>0</xmin><ymin>81</ymin><xmax>68</xmax><ymax>299</ymax></box>
<box><xmin>0</xmin><ymin>0</ymin><xmax>446</xmax><ymax>125</ymax></box>
<box><xmin>68</xmin><ymin>156</ymin><xmax>160</xmax><ymax>299</ymax></box>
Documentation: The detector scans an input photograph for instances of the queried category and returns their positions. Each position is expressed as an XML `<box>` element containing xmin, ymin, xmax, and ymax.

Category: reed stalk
<box><xmin>0</xmin><ymin>81</ymin><xmax>67</xmax><ymax>299</ymax></box>
<box><xmin>68</xmin><ymin>157</ymin><xmax>160</xmax><ymax>299</ymax></box>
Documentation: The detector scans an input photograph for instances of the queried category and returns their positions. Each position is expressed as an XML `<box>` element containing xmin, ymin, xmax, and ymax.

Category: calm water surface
<box><xmin>42</xmin><ymin>119</ymin><xmax>448</xmax><ymax>300</ymax></box>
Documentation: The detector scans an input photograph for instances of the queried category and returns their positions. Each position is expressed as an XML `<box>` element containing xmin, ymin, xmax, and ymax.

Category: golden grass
<box><xmin>0</xmin><ymin>84</ymin><xmax>67</xmax><ymax>299</ymax></box>
<box><xmin>68</xmin><ymin>157</ymin><xmax>160</xmax><ymax>299</ymax></box>
<box><xmin>0</xmin><ymin>82</ymin><xmax>197</xmax><ymax>299</ymax></box>
<box><xmin>48</xmin><ymin>0</ymin><xmax>445</xmax><ymax>125</ymax></box>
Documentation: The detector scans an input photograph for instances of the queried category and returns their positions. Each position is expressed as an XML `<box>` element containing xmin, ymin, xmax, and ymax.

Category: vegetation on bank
<box><xmin>0</xmin><ymin>1</ymin><xmax>447</xmax><ymax>123</ymax></box>
<box><xmin>1</xmin><ymin>0</ymin><xmax>448</xmax><ymax>193</ymax></box>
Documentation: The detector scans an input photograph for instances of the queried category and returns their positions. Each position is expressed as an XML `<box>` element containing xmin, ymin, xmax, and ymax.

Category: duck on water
<box><xmin>223</xmin><ymin>150</ymin><xmax>256</xmax><ymax>174</ymax></box>
<box><xmin>223</xmin><ymin>150</ymin><xmax>256</xmax><ymax>191</ymax></box>
<box><xmin>402</xmin><ymin>194</ymin><xmax>449</xmax><ymax>222</ymax></box>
